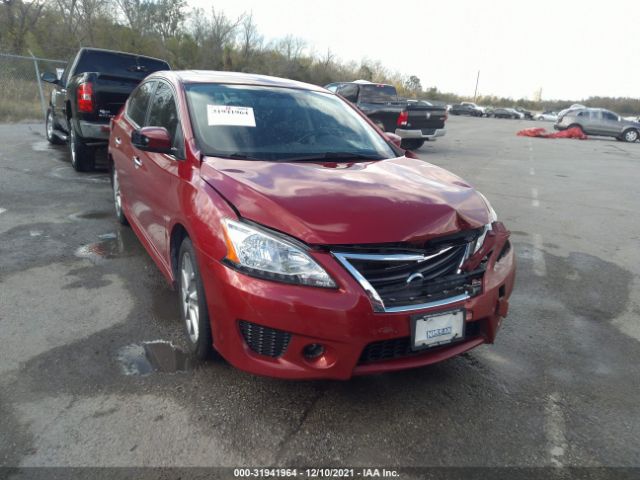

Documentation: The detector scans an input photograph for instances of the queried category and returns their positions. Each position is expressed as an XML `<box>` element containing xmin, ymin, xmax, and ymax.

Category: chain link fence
<box><xmin>0</xmin><ymin>52</ymin><xmax>67</xmax><ymax>123</ymax></box>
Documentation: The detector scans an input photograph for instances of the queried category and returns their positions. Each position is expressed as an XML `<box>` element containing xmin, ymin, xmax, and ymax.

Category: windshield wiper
<box><xmin>283</xmin><ymin>152</ymin><xmax>385</xmax><ymax>162</ymax></box>
<box><xmin>209</xmin><ymin>152</ymin><xmax>263</xmax><ymax>161</ymax></box>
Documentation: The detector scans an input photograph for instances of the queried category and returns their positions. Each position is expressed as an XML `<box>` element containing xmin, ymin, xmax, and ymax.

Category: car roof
<box><xmin>155</xmin><ymin>70</ymin><xmax>327</xmax><ymax>92</ymax></box>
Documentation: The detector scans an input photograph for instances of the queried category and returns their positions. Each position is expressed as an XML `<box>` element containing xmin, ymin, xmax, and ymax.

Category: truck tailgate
<box><xmin>405</xmin><ymin>105</ymin><xmax>447</xmax><ymax>131</ymax></box>
<box><xmin>91</xmin><ymin>74</ymin><xmax>144</xmax><ymax>118</ymax></box>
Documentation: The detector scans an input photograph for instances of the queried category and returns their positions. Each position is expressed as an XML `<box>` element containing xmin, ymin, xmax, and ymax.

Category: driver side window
<box><xmin>146</xmin><ymin>81</ymin><xmax>184</xmax><ymax>159</ymax></box>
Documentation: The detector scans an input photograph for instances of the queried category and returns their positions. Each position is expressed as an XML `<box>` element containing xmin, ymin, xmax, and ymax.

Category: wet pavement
<box><xmin>0</xmin><ymin>119</ymin><xmax>639</xmax><ymax>470</ymax></box>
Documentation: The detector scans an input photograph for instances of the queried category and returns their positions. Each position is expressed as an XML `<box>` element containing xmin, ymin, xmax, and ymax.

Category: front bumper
<box><xmin>395</xmin><ymin>128</ymin><xmax>446</xmax><ymax>141</ymax></box>
<box><xmin>196</xmin><ymin>224</ymin><xmax>515</xmax><ymax>380</ymax></box>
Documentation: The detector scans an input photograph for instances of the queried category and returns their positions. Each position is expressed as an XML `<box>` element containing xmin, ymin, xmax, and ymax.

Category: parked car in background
<box><xmin>554</xmin><ymin>107</ymin><xmax>640</xmax><ymax>142</ymax></box>
<box><xmin>535</xmin><ymin>111</ymin><xmax>559</xmax><ymax>122</ymax></box>
<box><xmin>461</xmin><ymin>102</ymin><xmax>487</xmax><ymax>115</ymax></box>
<box><xmin>325</xmin><ymin>81</ymin><xmax>447</xmax><ymax>150</ymax></box>
<box><xmin>514</xmin><ymin>107</ymin><xmax>533</xmax><ymax>119</ymax></box>
<box><xmin>41</xmin><ymin>47</ymin><xmax>170</xmax><ymax>171</ymax></box>
<box><xmin>449</xmin><ymin>103</ymin><xmax>483</xmax><ymax>117</ymax></box>
<box><xmin>492</xmin><ymin>108</ymin><xmax>520</xmax><ymax>119</ymax></box>
<box><xmin>109</xmin><ymin>70</ymin><xmax>515</xmax><ymax>380</ymax></box>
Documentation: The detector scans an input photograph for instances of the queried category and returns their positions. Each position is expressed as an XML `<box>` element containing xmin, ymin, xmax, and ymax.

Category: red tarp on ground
<box><xmin>517</xmin><ymin>127</ymin><xmax>588</xmax><ymax>139</ymax></box>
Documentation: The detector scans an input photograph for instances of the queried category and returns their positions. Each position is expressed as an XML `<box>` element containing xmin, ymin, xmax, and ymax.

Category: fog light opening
<box><xmin>302</xmin><ymin>343</ymin><xmax>325</xmax><ymax>359</ymax></box>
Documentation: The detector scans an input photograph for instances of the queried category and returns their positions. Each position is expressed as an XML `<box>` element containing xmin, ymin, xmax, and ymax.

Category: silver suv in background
<box><xmin>554</xmin><ymin>107</ymin><xmax>640</xmax><ymax>142</ymax></box>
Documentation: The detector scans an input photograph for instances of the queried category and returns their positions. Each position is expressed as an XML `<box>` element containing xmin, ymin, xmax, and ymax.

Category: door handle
<box><xmin>133</xmin><ymin>156</ymin><xmax>142</xmax><ymax>168</ymax></box>
<box><xmin>115</xmin><ymin>137</ymin><xmax>122</xmax><ymax>146</ymax></box>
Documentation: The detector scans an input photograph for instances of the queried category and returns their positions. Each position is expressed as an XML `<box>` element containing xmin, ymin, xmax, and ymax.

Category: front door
<box><xmin>134</xmin><ymin>80</ymin><xmax>185</xmax><ymax>265</ymax></box>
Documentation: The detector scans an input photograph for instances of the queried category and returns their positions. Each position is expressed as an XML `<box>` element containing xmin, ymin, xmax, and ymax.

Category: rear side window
<box><xmin>74</xmin><ymin>50</ymin><xmax>169</xmax><ymax>80</ymax></box>
<box><xmin>359</xmin><ymin>85</ymin><xmax>398</xmax><ymax>103</ymax></box>
<box><xmin>337</xmin><ymin>84</ymin><xmax>359</xmax><ymax>102</ymax></box>
<box><xmin>126</xmin><ymin>81</ymin><xmax>155</xmax><ymax>127</ymax></box>
<box><xmin>146</xmin><ymin>82</ymin><xmax>183</xmax><ymax>156</ymax></box>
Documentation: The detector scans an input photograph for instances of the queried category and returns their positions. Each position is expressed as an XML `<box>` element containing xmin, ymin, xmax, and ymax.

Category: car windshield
<box><xmin>185</xmin><ymin>84</ymin><xmax>396</xmax><ymax>161</ymax></box>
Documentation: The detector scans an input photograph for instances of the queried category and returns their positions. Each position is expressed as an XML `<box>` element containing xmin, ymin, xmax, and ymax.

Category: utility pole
<box><xmin>473</xmin><ymin>70</ymin><xmax>480</xmax><ymax>103</ymax></box>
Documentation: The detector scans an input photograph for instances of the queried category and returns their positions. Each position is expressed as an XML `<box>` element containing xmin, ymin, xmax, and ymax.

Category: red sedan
<box><xmin>108</xmin><ymin>71</ymin><xmax>515</xmax><ymax>380</ymax></box>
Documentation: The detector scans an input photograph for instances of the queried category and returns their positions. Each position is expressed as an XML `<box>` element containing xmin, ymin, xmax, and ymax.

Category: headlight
<box><xmin>473</xmin><ymin>192</ymin><xmax>498</xmax><ymax>254</ymax></box>
<box><xmin>477</xmin><ymin>191</ymin><xmax>498</xmax><ymax>223</ymax></box>
<box><xmin>221</xmin><ymin>219</ymin><xmax>336</xmax><ymax>288</ymax></box>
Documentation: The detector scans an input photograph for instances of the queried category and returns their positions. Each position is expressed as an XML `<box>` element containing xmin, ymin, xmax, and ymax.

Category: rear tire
<box><xmin>401</xmin><ymin>139</ymin><xmax>425</xmax><ymax>150</ymax></box>
<box><xmin>69</xmin><ymin>126</ymin><xmax>95</xmax><ymax>172</ymax></box>
<box><xmin>110</xmin><ymin>165</ymin><xmax>128</xmax><ymax>226</ymax></box>
<box><xmin>178</xmin><ymin>238</ymin><xmax>213</xmax><ymax>360</ymax></box>
<box><xmin>622</xmin><ymin>128</ymin><xmax>639</xmax><ymax>143</ymax></box>
<box><xmin>45</xmin><ymin>109</ymin><xmax>64</xmax><ymax>145</ymax></box>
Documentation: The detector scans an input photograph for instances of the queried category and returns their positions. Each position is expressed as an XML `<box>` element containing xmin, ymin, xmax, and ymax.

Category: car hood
<box><xmin>200</xmin><ymin>156</ymin><xmax>491</xmax><ymax>245</ymax></box>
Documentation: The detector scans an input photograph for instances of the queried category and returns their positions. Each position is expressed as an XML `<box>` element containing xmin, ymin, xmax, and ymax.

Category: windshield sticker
<box><xmin>207</xmin><ymin>105</ymin><xmax>256</xmax><ymax>127</ymax></box>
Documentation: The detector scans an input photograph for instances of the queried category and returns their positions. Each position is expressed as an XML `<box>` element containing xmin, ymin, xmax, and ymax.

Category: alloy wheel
<box><xmin>46</xmin><ymin>111</ymin><xmax>54</xmax><ymax>140</ymax></box>
<box><xmin>69</xmin><ymin>129</ymin><xmax>77</xmax><ymax>167</ymax></box>
<box><xmin>180</xmin><ymin>252</ymin><xmax>200</xmax><ymax>343</ymax></box>
<box><xmin>624</xmin><ymin>130</ymin><xmax>638</xmax><ymax>142</ymax></box>
<box><xmin>113</xmin><ymin>169</ymin><xmax>122</xmax><ymax>216</ymax></box>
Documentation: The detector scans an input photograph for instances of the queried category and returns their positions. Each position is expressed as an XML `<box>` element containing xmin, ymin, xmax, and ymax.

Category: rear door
<box><xmin>588</xmin><ymin>110</ymin><xmax>609</xmax><ymax>135</ymax></box>
<box><xmin>112</xmin><ymin>80</ymin><xmax>156</xmax><ymax>224</ymax></box>
<box><xmin>134</xmin><ymin>80</ymin><xmax>185</xmax><ymax>262</ymax></box>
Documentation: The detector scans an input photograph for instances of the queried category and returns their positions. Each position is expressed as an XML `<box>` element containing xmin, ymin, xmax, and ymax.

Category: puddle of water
<box><xmin>117</xmin><ymin>341</ymin><xmax>192</xmax><ymax>375</ymax></box>
<box><xmin>50</xmin><ymin>166</ymin><xmax>109</xmax><ymax>184</ymax></box>
<box><xmin>32</xmin><ymin>141</ymin><xmax>52</xmax><ymax>152</ymax></box>
<box><xmin>75</xmin><ymin>234</ymin><xmax>124</xmax><ymax>264</ymax></box>
<box><xmin>69</xmin><ymin>211</ymin><xmax>112</xmax><ymax>221</ymax></box>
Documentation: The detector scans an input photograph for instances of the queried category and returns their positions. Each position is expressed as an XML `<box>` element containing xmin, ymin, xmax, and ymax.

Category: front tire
<box><xmin>401</xmin><ymin>139</ymin><xmax>425</xmax><ymax>150</ymax></box>
<box><xmin>178</xmin><ymin>238</ymin><xmax>213</xmax><ymax>360</ymax></box>
<box><xmin>69</xmin><ymin>126</ymin><xmax>95</xmax><ymax>172</ymax></box>
<box><xmin>45</xmin><ymin>109</ymin><xmax>64</xmax><ymax>145</ymax></box>
<box><xmin>622</xmin><ymin>129</ymin><xmax>639</xmax><ymax>143</ymax></box>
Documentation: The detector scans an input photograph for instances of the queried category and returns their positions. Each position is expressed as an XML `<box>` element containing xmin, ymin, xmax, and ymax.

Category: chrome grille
<box><xmin>333</xmin><ymin>236</ymin><xmax>484</xmax><ymax>313</ymax></box>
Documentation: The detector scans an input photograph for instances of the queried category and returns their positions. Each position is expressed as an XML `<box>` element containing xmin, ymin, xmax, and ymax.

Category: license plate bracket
<box><xmin>410</xmin><ymin>308</ymin><xmax>465</xmax><ymax>351</ymax></box>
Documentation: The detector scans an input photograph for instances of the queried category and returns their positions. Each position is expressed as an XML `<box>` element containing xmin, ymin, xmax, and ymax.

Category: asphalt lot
<box><xmin>1</xmin><ymin>116</ymin><xmax>639</xmax><ymax>472</ymax></box>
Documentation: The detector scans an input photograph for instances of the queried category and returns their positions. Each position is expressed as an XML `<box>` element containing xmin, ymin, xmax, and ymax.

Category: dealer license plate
<box><xmin>411</xmin><ymin>309</ymin><xmax>465</xmax><ymax>350</ymax></box>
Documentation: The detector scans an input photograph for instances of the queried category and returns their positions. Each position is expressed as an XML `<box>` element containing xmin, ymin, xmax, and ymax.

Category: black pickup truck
<box><xmin>325</xmin><ymin>81</ymin><xmax>447</xmax><ymax>150</ymax></box>
<box><xmin>41</xmin><ymin>48</ymin><xmax>170</xmax><ymax>171</ymax></box>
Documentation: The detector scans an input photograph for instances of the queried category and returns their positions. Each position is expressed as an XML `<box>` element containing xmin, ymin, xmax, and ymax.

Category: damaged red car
<box><xmin>108</xmin><ymin>71</ymin><xmax>516</xmax><ymax>380</ymax></box>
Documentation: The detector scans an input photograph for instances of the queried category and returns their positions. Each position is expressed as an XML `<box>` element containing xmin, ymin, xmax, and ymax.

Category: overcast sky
<box><xmin>190</xmin><ymin>0</ymin><xmax>639</xmax><ymax>100</ymax></box>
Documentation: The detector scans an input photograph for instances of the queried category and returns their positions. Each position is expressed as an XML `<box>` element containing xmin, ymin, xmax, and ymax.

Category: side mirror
<box><xmin>41</xmin><ymin>72</ymin><xmax>59</xmax><ymax>85</ymax></box>
<box><xmin>384</xmin><ymin>132</ymin><xmax>403</xmax><ymax>149</ymax></box>
<box><xmin>131</xmin><ymin>127</ymin><xmax>172</xmax><ymax>154</ymax></box>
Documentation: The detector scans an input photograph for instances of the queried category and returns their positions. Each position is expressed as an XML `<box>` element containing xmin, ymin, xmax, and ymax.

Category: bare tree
<box><xmin>1</xmin><ymin>0</ymin><xmax>46</xmax><ymax>53</ymax></box>
<box><xmin>275</xmin><ymin>34</ymin><xmax>306</xmax><ymax>61</ymax></box>
<box><xmin>151</xmin><ymin>0</ymin><xmax>185</xmax><ymax>40</ymax></box>
<box><xmin>190</xmin><ymin>7</ymin><xmax>242</xmax><ymax>69</ymax></box>
<box><xmin>240</xmin><ymin>11</ymin><xmax>261</xmax><ymax>60</ymax></box>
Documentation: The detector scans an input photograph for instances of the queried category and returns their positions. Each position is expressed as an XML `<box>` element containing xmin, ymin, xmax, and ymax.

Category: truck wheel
<box><xmin>401</xmin><ymin>139</ymin><xmax>425</xmax><ymax>150</ymax></box>
<box><xmin>69</xmin><ymin>127</ymin><xmax>95</xmax><ymax>172</ymax></box>
<box><xmin>622</xmin><ymin>129</ymin><xmax>639</xmax><ymax>143</ymax></box>
<box><xmin>46</xmin><ymin>109</ymin><xmax>64</xmax><ymax>145</ymax></box>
